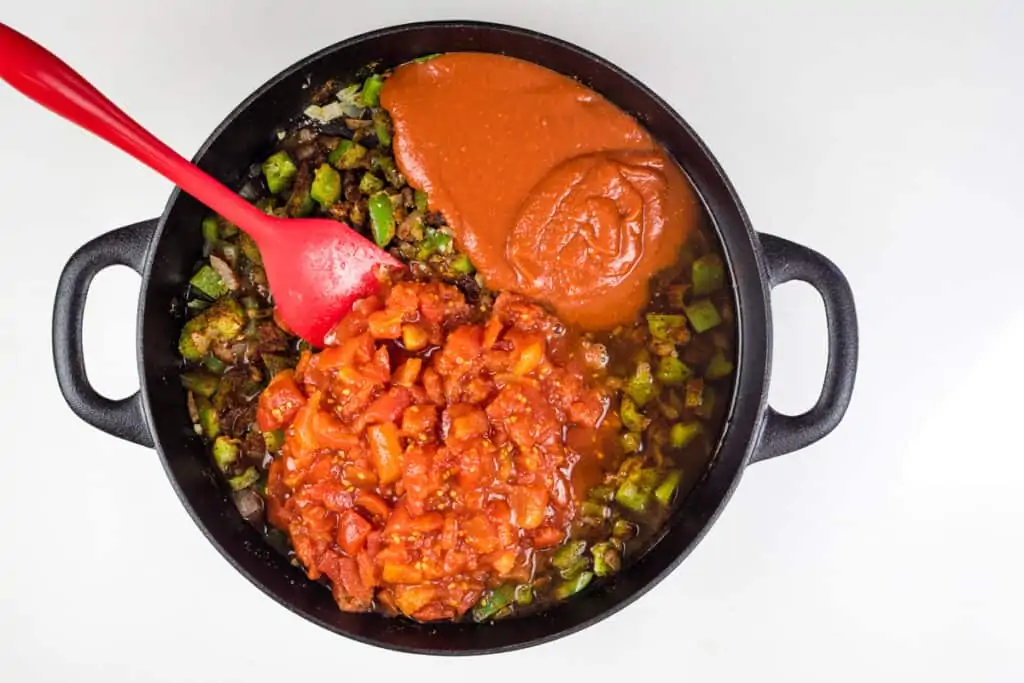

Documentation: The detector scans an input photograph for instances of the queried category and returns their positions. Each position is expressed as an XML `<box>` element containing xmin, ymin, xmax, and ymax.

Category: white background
<box><xmin>1</xmin><ymin>1</ymin><xmax>1022</xmax><ymax>681</ymax></box>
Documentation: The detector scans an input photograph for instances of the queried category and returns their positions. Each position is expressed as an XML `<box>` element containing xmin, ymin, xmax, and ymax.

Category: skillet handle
<box><xmin>752</xmin><ymin>233</ymin><xmax>858</xmax><ymax>462</ymax></box>
<box><xmin>52</xmin><ymin>218</ymin><xmax>157</xmax><ymax>448</ymax></box>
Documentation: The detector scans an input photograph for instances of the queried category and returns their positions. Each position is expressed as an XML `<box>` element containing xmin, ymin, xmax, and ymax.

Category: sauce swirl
<box><xmin>382</xmin><ymin>52</ymin><xmax>700</xmax><ymax>329</ymax></box>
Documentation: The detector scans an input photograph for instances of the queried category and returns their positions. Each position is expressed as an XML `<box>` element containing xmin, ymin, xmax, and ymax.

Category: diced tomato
<box><xmin>361</xmin><ymin>387</ymin><xmax>413</xmax><ymax>426</ymax></box>
<box><xmin>311</xmin><ymin>410</ymin><xmax>360</xmax><ymax>450</ymax></box>
<box><xmin>421</xmin><ymin>367</ymin><xmax>445</xmax><ymax>405</ymax></box>
<box><xmin>355</xmin><ymin>491</ymin><xmax>391</xmax><ymax>520</ymax></box>
<box><xmin>483</xmin><ymin>316</ymin><xmax>504</xmax><ymax>348</ymax></box>
<box><xmin>401</xmin><ymin>324</ymin><xmax>430</xmax><ymax>352</ymax></box>
<box><xmin>445</xmin><ymin>404</ymin><xmax>490</xmax><ymax>443</ymax></box>
<box><xmin>382</xmin><ymin>563</ymin><xmax>424</xmax><ymax>584</ymax></box>
<box><xmin>393</xmin><ymin>357</ymin><xmax>423</xmax><ymax>387</ymax></box>
<box><xmin>509</xmin><ymin>485</ymin><xmax>548</xmax><ymax>530</ymax></box>
<box><xmin>400</xmin><ymin>404</ymin><xmax>437</xmax><ymax>440</ymax></box>
<box><xmin>329</xmin><ymin>556</ymin><xmax>373</xmax><ymax>611</ymax></box>
<box><xmin>337</xmin><ymin>510</ymin><xmax>373</xmax><ymax>555</ymax></box>
<box><xmin>531</xmin><ymin>525</ymin><xmax>564</xmax><ymax>549</ymax></box>
<box><xmin>256</xmin><ymin>370</ymin><xmax>306</xmax><ymax>431</ymax></box>
<box><xmin>407</xmin><ymin>512</ymin><xmax>445</xmax><ymax>534</ymax></box>
<box><xmin>367</xmin><ymin>422</ymin><xmax>404</xmax><ymax>486</ymax></box>
<box><xmin>392</xmin><ymin>584</ymin><xmax>438</xmax><ymax>616</ymax></box>
<box><xmin>356</xmin><ymin>551</ymin><xmax>377</xmax><ymax>589</ymax></box>
<box><xmin>512</xmin><ymin>336</ymin><xmax>546</xmax><ymax>376</ymax></box>
<box><xmin>367</xmin><ymin>309</ymin><xmax>404</xmax><ymax>339</ymax></box>
<box><xmin>461</xmin><ymin>514</ymin><xmax>499</xmax><ymax>554</ymax></box>
<box><xmin>485</xmin><ymin>549</ymin><xmax>518</xmax><ymax>575</ymax></box>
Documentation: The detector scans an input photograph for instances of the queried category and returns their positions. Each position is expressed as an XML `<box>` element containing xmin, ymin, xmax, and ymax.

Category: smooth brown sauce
<box><xmin>381</xmin><ymin>52</ymin><xmax>700</xmax><ymax>330</ymax></box>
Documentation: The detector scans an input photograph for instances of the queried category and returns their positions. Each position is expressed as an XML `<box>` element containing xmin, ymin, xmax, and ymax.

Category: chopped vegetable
<box><xmin>684</xmin><ymin>378</ymin><xmax>704</xmax><ymax>408</ymax></box>
<box><xmin>684</xmin><ymin>299</ymin><xmax>722</xmax><ymax>333</ymax></box>
<box><xmin>228</xmin><ymin>466</ymin><xmax>260</xmax><ymax>491</ymax></box>
<box><xmin>212</xmin><ymin>436</ymin><xmax>240</xmax><ymax>471</ymax></box>
<box><xmin>360</xmin><ymin>74</ymin><xmax>384</xmax><ymax>107</ymax></box>
<box><xmin>627</xmin><ymin>361</ymin><xmax>657</xmax><ymax>406</ymax></box>
<box><xmin>178</xmin><ymin>298</ymin><xmax>245</xmax><ymax>361</ymax></box>
<box><xmin>310</xmin><ymin>163</ymin><xmax>341</xmax><ymax>208</ymax></box>
<box><xmin>180</xmin><ymin>371</ymin><xmax>219</xmax><ymax>398</ymax></box>
<box><xmin>580</xmin><ymin>501</ymin><xmax>610</xmax><ymax>520</ymax></box>
<box><xmin>374</xmin><ymin>156</ymin><xmax>403</xmax><ymax>187</ymax></box>
<box><xmin>559</xmin><ymin>555</ymin><xmax>591</xmax><ymax>580</ymax></box>
<box><xmin>552</xmin><ymin>571</ymin><xmax>593</xmax><ymax>600</ymax></box>
<box><xmin>620</xmin><ymin>396</ymin><xmax>648</xmax><ymax>433</ymax></box>
<box><xmin>514</xmin><ymin>584</ymin><xmax>533</xmax><ymax>606</ymax></box>
<box><xmin>263</xmin><ymin>429</ymin><xmax>285</xmax><ymax>452</ymax></box>
<box><xmin>368</xmin><ymin>192</ymin><xmax>396</xmax><ymax>248</ymax></box>
<box><xmin>655</xmin><ymin>469</ymin><xmax>683</xmax><ymax>506</ymax></box>
<box><xmin>591</xmin><ymin>542</ymin><xmax>621</xmax><ymax>577</ymax></box>
<box><xmin>450</xmin><ymin>254</ymin><xmax>474</xmax><ymax>275</ymax></box>
<box><xmin>588</xmin><ymin>485</ymin><xmax>614</xmax><ymax>503</ymax></box>
<box><xmin>202</xmin><ymin>354</ymin><xmax>227</xmax><ymax>374</ymax></box>
<box><xmin>620</xmin><ymin>431</ymin><xmax>643</xmax><ymax>453</ymax></box>
<box><xmin>646</xmin><ymin>313</ymin><xmax>687</xmax><ymax>342</ymax></box>
<box><xmin>705</xmin><ymin>350</ymin><xmax>734</xmax><ymax>379</ymax></box>
<box><xmin>669</xmin><ymin>421</ymin><xmax>702</xmax><ymax>449</ymax></box>
<box><xmin>262</xmin><ymin>151</ymin><xmax>297</xmax><ymax>195</ymax></box>
<box><xmin>612</xmin><ymin>518</ymin><xmax>637</xmax><ymax>539</ymax></box>
<box><xmin>692</xmin><ymin>254</ymin><xmax>725</xmax><ymax>295</ymax></box>
<box><xmin>358</xmin><ymin>172</ymin><xmax>384</xmax><ymax>195</ymax></box>
<box><xmin>615</xmin><ymin>468</ymin><xmax>660</xmax><ymax>513</ymax></box>
<box><xmin>472</xmin><ymin>584</ymin><xmax>514</xmax><ymax>621</ymax></box>
<box><xmin>551</xmin><ymin>540</ymin><xmax>587</xmax><ymax>570</ymax></box>
<box><xmin>695</xmin><ymin>386</ymin><xmax>716</xmax><ymax>420</ymax></box>
<box><xmin>417</xmin><ymin>228</ymin><xmax>453</xmax><ymax>259</ymax></box>
<box><xmin>328</xmin><ymin>140</ymin><xmax>367</xmax><ymax>169</ymax></box>
<box><xmin>373</xmin><ymin>110</ymin><xmax>392</xmax><ymax>147</ymax></box>
<box><xmin>201</xmin><ymin>216</ymin><xmax>220</xmax><ymax>245</ymax></box>
<box><xmin>238</xmin><ymin>233</ymin><xmax>262</xmax><ymax>265</ymax></box>
<box><xmin>655</xmin><ymin>356</ymin><xmax>691</xmax><ymax>385</ymax></box>
<box><xmin>666</xmin><ymin>284</ymin><xmax>689</xmax><ymax>310</ymax></box>
<box><xmin>189</xmin><ymin>265</ymin><xmax>227</xmax><ymax>299</ymax></box>
<box><xmin>195</xmin><ymin>395</ymin><xmax>220</xmax><ymax>438</ymax></box>
<box><xmin>414</xmin><ymin>190</ymin><xmax>429</xmax><ymax>213</ymax></box>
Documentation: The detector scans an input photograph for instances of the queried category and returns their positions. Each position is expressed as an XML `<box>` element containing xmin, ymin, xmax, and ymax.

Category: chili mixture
<box><xmin>175</xmin><ymin>52</ymin><xmax>736</xmax><ymax>622</ymax></box>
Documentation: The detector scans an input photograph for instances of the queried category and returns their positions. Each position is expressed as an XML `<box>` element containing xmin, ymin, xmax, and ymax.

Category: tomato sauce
<box><xmin>259</xmin><ymin>279</ymin><xmax>617</xmax><ymax>620</ymax></box>
<box><xmin>381</xmin><ymin>52</ymin><xmax>701</xmax><ymax>330</ymax></box>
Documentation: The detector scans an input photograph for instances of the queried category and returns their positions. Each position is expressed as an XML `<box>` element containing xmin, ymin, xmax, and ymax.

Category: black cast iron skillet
<box><xmin>51</xmin><ymin>21</ymin><xmax>858</xmax><ymax>654</ymax></box>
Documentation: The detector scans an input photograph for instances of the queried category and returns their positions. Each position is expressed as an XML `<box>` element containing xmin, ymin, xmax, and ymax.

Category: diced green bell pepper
<box><xmin>646</xmin><ymin>313</ymin><xmax>687</xmax><ymax>342</ymax></box>
<box><xmin>181</xmin><ymin>370</ymin><xmax>219</xmax><ymax>398</ymax></box>
<box><xmin>328</xmin><ymin>140</ymin><xmax>367</xmax><ymax>169</ymax></box>
<box><xmin>551</xmin><ymin>540</ymin><xmax>587</xmax><ymax>570</ymax></box>
<box><xmin>212</xmin><ymin>436</ymin><xmax>240</xmax><ymax>472</ymax></box>
<box><xmin>591</xmin><ymin>542</ymin><xmax>621</xmax><ymax>577</ymax></box>
<box><xmin>202</xmin><ymin>216</ymin><xmax>220</xmax><ymax>245</ymax></box>
<box><xmin>450</xmin><ymin>254</ymin><xmax>474</xmax><ymax>275</ymax></box>
<box><xmin>262</xmin><ymin>151</ymin><xmax>297</xmax><ymax>195</ymax></box>
<box><xmin>626</xmin><ymin>361</ymin><xmax>657</xmax><ymax>407</ymax></box>
<box><xmin>669</xmin><ymin>421</ymin><xmax>702</xmax><ymax>449</ymax></box>
<box><xmin>552</xmin><ymin>571</ymin><xmax>593</xmax><ymax>600</ymax></box>
<box><xmin>417</xmin><ymin>228</ymin><xmax>452</xmax><ymax>259</ymax></box>
<box><xmin>373</xmin><ymin>110</ymin><xmax>392</xmax><ymax>147</ymax></box>
<box><xmin>414</xmin><ymin>190</ymin><xmax>429</xmax><ymax>213</ymax></box>
<box><xmin>238</xmin><ymin>232</ymin><xmax>262</xmax><ymax>266</ymax></box>
<box><xmin>178</xmin><ymin>298</ymin><xmax>245</xmax><ymax>361</ymax></box>
<box><xmin>310</xmin><ymin>163</ymin><xmax>341</xmax><ymax>208</ymax></box>
<box><xmin>692</xmin><ymin>253</ymin><xmax>725</xmax><ymax>295</ymax></box>
<box><xmin>615</xmin><ymin>468</ymin><xmax>660</xmax><ymax>513</ymax></box>
<box><xmin>194</xmin><ymin>395</ymin><xmax>220</xmax><ymax>438</ymax></box>
<box><xmin>360</xmin><ymin>74</ymin><xmax>384</xmax><ymax>107</ymax></box>
<box><xmin>655</xmin><ymin>469</ymin><xmax>683</xmax><ymax>506</ymax></box>
<box><xmin>705</xmin><ymin>350</ymin><xmax>735</xmax><ymax>379</ymax></box>
<box><xmin>684</xmin><ymin>299</ymin><xmax>722</xmax><ymax>333</ymax></box>
<box><xmin>514</xmin><ymin>584</ymin><xmax>533</xmax><ymax>606</ymax></box>
<box><xmin>656</xmin><ymin>356</ymin><xmax>692</xmax><ymax>385</ymax></box>
<box><xmin>189</xmin><ymin>265</ymin><xmax>227</xmax><ymax>299</ymax></box>
<box><xmin>620</xmin><ymin>396</ymin><xmax>648</xmax><ymax>433</ymax></box>
<box><xmin>368</xmin><ymin>192</ymin><xmax>395</xmax><ymax>247</ymax></box>
<box><xmin>472</xmin><ymin>584</ymin><xmax>514</xmax><ymax>622</ymax></box>
<box><xmin>684</xmin><ymin>378</ymin><xmax>704</xmax><ymax>408</ymax></box>
<box><xmin>359</xmin><ymin>172</ymin><xmax>384</xmax><ymax>195</ymax></box>
<box><xmin>620</xmin><ymin>431</ymin><xmax>643</xmax><ymax>453</ymax></box>
<box><xmin>227</xmin><ymin>466</ymin><xmax>260</xmax><ymax>491</ymax></box>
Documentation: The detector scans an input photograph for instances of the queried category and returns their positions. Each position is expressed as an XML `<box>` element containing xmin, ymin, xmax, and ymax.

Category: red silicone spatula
<box><xmin>0</xmin><ymin>22</ymin><xmax>402</xmax><ymax>347</ymax></box>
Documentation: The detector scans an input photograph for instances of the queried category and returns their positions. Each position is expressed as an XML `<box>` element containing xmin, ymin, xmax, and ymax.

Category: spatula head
<box><xmin>257</xmin><ymin>217</ymin><xmax>403</xmax><ymax>347</ymax></box>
